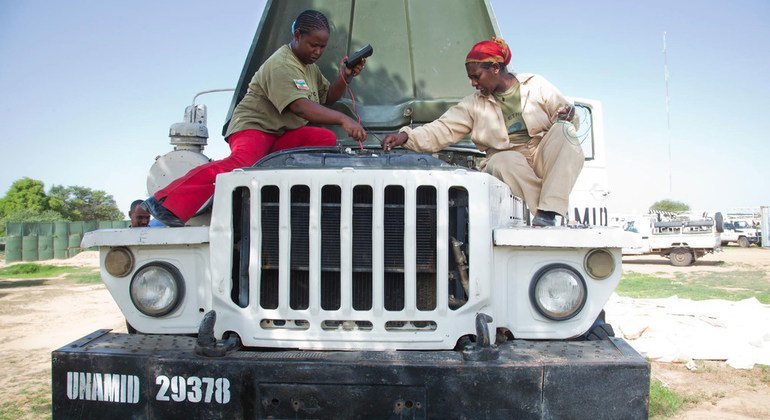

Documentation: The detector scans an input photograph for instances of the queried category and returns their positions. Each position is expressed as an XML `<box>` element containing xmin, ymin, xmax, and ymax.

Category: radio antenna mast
<box><xmin>663</xmin><ymin>31</ymin><xmax>672</xmax><ymax>194</ymax></box>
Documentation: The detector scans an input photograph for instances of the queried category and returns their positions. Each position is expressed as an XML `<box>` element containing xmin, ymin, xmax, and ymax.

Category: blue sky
<box><xmin>1</xmin><ymin>0</ymin><xmax>768</xmax><ymax>218</ymax></box>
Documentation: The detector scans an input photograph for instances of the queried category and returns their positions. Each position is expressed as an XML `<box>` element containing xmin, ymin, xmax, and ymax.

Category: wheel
<box><xmin>738</xmin><ymin>236</ymin><xmax>750</xmax><ymax>248</ymax></box>
<box><xmin>669</xmin><ymin>248</ymin><xmax>693</xmax><ymax>266</ymax></box>
<box><xmin>721</xmin><ymin>241</ymin><xmax>729</xmax><ymax>246</ymax></box>
<box><xmin>714</xmin><ymin>212</ymin><xmax>724</xmax><ymax>233</ymax></box>
<box><xmin>585</xmin><ymin>322</ymin><xmax>615</xmax><ymax>341</ymax></box>
<box><xmin>126</xmin><ymin>319</ymin><xmax>140</xmax><ymax>334</ymax></box>
<box><xmin>579</xmin><ymin>311</ymin><xmax>615</xmax><ymax>341</ymax></box>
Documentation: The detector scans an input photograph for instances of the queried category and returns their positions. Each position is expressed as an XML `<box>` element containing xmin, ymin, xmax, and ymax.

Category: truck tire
<box><xmin>714</xmin><ymin>212</ymin><xmax>724</xmax><ymax>233</ymax></box>
<box><xmin>738</xmin><ymin>236</ymin><xmax>750</xmax><ymax>248</ymax></box>
<box><xmin>584</xmin><ymin>322</ymin><xmax>615</xmax><ymax>341</ymax></box>
<box><xmin>126</xmin><ymin>320</ymin><xmax>141</xmax><ymax>334</ymax></box>
<box><xmin>577</xmin><ymin>310</ymin><xmax>615</xmax><ymax>341</ymax></box>
<box><xmin>669</xmin><ymin>248</ymin><xmax>693</xmax><ymax>266</ymax></box>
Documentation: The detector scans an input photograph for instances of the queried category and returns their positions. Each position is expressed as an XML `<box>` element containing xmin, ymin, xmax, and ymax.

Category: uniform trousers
<box><xmin>482</xmin><ymin>122</ymin><xmax>584</xmax><ymax>217</ymax></box>
<box><xmin>154</xmin><ymin>126</ymin><xmax>336</xmax><ymax>221</ymax></box>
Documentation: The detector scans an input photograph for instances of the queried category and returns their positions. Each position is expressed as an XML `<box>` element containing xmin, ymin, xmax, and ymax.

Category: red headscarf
<box><xmin>465</xmin><ymin>37</ymin><xmax>511</xmax><ymax>66</ymax></box>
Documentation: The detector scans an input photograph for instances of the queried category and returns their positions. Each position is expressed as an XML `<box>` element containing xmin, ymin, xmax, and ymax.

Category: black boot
<box><xmin>141</xmin><ymin>197</ymin><xmax>185</xmax><ymax>227</ymax></box>
<box><xmin>532</xmin><ymin>210</ymin><xmax>558</xmax><ymax>227</ymax></box>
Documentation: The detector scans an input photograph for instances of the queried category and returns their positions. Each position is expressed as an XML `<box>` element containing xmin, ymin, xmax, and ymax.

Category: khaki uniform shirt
<box><xmin>400</xmin><ymin>73</ymin><xmax>577</xmax><ymax>153</ymax></box>
<box><xmin>226</xmin><ymin>45</ymin><xmax>330</xmax><ymax>137</ymax></box>
<box><xmin>494</xmin><ymin>82</ymin><xmax>531</xmax><ymax>145</ymax></box>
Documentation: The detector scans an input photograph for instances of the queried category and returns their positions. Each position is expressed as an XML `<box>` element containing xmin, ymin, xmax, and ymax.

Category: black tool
<box><xmin>345</xmin><ymin>44</ymin><xmax>373</xmax><ymax>68</ymax></box>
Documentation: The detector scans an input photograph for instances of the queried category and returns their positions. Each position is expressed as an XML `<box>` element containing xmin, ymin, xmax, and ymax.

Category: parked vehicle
<box><xmin>52</xmin><ymin>1</ymin><xmax>649</xmax><ymax>418</ymax></box>
<box><xmin>721</xmin><ymin>220</ymin><xmax>760</xmax><ymax>247</ymax></box>
<box><xmin>622</xmin><ymin>213</ymin><xmax>722</xmax><ymax>266</ymax></box>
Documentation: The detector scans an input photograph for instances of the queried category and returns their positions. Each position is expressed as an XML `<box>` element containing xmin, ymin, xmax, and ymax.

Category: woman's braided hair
<box><xmin>291</xmin><ymin>10</ymin><xmax>330</xmax><ymax>35</ymax></box>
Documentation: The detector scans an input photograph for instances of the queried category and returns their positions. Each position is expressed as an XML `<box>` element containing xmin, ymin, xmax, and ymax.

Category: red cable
<box><xmin>340</xmin><ymin>57</ymin><xmax>363</xmax><ymax>150</ymax></box>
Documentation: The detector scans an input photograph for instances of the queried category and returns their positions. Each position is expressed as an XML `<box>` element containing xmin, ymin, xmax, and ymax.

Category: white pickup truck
<box><xmin>721</xmin><ymin>220</ymin><xmax>761</xmax><ymax>247</ymax></box>
<box><xmin>622</xmin><ymin>213</ymin><xmax>722</xmax><ymax>266</ymax></box>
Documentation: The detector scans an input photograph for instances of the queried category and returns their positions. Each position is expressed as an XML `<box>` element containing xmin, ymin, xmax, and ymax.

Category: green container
<box><xmin>53</xmin><ymin>222</ymin><xmax>70</xmax><ymax>259</ymax></box>
<box><xmin>36</xmin><ymin>222</ymin><xmax>54</xmax><ymax>236</ymax></box>
<box><xmin>117</xmin><ymin>220</ymin><xmax>130</xmax><ymax>228</ymax></box>
<box><xmin>69</xmin><ymin>221</ymin><xmax>84</xmax><ymax>235</ymax></box>
<box><xmin>22</xmin><ymin>235</ymin><xmax>39</xmax><ymax>261</ymax></box>
<box><xmin>54</xmin><ymin>236</ymin><xmax>69</xmax><ymax>259</ymax></box>
<box><xmin>68</xmin><ymin>233</ymin><xmax>83</xmax><ymax>257</ymax></box>
<box><xmin>5</xmin><ymin>222</ymin><xmax>23</xmax><ymax>236</ymax></box>
<box><xmin>5</xmin><ymin>235</ymin><xmax>22</xmax><ymax>263</ymax></box>
<box><xmin>98</xmin><ymin>221</ymin><xmax>114</xmax><ymax>229</ymax></box>
<box><xmin>38</xmin><ymin>235</ymin><xmax>54</xmax><ymax>260</ymax></box>
<box><xmin>54</xmin><ymin>221</ymin><xmax>69</xmax><ymax>236</ymax></box>
<box><xmin>83</xmin><ymin>221</ymin><xmax>98</xmax><ymax>233</ymax></box>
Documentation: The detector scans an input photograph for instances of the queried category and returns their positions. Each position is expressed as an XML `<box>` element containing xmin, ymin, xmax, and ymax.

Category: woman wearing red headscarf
<box><xmin>382</xmin><ymin>38</ymin><xmax>583</xmax><ymax>226</ymax></box>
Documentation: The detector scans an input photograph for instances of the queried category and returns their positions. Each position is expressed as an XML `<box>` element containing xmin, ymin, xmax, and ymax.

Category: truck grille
<box><xmin>229</xmin><ymin>182</ymin><xmax>470</xmax><ymax>323</ymax></box>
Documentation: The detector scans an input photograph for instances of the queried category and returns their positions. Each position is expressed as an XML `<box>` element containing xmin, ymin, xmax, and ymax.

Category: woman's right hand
<box><xmin>342</xmin><ymin>117</ymin><xmax>366</xmax><ymax>141</ymax></box>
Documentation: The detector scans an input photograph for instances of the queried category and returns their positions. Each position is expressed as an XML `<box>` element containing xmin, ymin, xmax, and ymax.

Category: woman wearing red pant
<box><xmin>144</xmin><ymin>10</ymin><xmax>367</xmax><ymax>226</ymax></box>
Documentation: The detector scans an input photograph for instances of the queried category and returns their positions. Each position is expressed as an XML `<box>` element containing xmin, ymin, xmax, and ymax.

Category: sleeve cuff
<box><xmin>276</xmin><ymin>94</ymin><xmax>310</xmax><ymax>114</ymax></box>
<box><xmin>398</xmin><ymin>126</ymin><xmax>414</xmax><ymax>149</ymax></box>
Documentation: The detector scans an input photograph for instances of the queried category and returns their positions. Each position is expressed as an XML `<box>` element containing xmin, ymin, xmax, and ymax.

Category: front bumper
<box><xmin>53</xmin><ymin>330</ymin><xmax>649</xmax><ymax>419</ymax></box>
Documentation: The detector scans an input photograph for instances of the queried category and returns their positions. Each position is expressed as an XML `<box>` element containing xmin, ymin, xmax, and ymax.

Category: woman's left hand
<box><xmin>343</xmin><ymin>57</ymin><xmax>366</xmax><ymax>80</ymax></box>
<box><xmin>556</xmin><ymin>104</ymin><xmax>575</xmax><ymax>121</ymax></box>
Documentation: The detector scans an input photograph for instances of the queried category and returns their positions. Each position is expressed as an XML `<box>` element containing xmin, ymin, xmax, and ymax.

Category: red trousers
<box><xmin>154</xmin><ymin>127</ymin><xmax>336</xmax><ymax>221</ymax></box>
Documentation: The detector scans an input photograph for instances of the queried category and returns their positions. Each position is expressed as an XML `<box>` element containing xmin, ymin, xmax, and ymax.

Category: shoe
<box><xmin>532</xmin><ymin>210</ymin><xmax>558</xmax><ymax>227</ymax></box>
<box><xmin>141</xmin><ymin>197</ymin><xmax>186</xmax><ymax>227</ymax></box>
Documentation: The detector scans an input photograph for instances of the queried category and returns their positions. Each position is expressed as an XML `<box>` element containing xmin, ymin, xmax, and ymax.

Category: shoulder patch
<box><xmin>293</xmin><ymin>79</ymin><xmax>310</xmax><ymax>91</ymax></box>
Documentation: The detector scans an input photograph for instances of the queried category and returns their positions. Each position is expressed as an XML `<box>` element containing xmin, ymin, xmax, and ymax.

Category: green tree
<box><xmin>649</xmin><ymin>199</ymin><xmax>690</xmax><ymax>213</ymax></box>
<box><xmin>0</xmin><ymin>208</ymin><xmax>64</xmax><ymax>227</ymax></box>
<box><xmin>48</xmin><ymin>185</ymin><xmax>123</xmax><ymax>221</ymax></box>
<box><xmin>0</xmin><ymin>177</ymin><xmax>51</xmax><ymax>218</ymax></box>
<box><xmin>0</xmin><ymin>178</ymin><xmax>124</xmax><ymax>235</ymax></box>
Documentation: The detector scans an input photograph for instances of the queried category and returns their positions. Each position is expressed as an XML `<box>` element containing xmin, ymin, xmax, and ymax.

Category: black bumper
<box><xmin>52</xmin><ymin>330</ymin><xmax>649</xmax><ymax>419</ymax></box>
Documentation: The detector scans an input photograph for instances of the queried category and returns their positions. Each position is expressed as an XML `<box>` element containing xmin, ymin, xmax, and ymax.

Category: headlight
<box><xmin>530</xmin><ymin>264</ymin><xmax>586</xmax><ymax>320</ymax></box>
<box><xmin>105</xmin><ymin>247</ymin><xmax>134</xmax><ymax>277</ymax></box>
<box><xmin>584</xmin><ymin>249</ymin><xmax>615</xmax><ymax>280</ymax></box>
<box><xmin>130</xmin><ymin>262</ymin><xmax>184</xmax><ymax>317</ymax></box>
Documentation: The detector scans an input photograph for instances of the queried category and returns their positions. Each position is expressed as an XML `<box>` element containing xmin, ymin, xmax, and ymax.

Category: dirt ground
<box><xmin>0</xmin><ymin>247</ymin><xmax>768</xmax><ymax>418</ymax></box>
<box><xmin>0</xmin><ymin>253</ymin><xmax>125</xmax><ymax>417</ymax></box>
